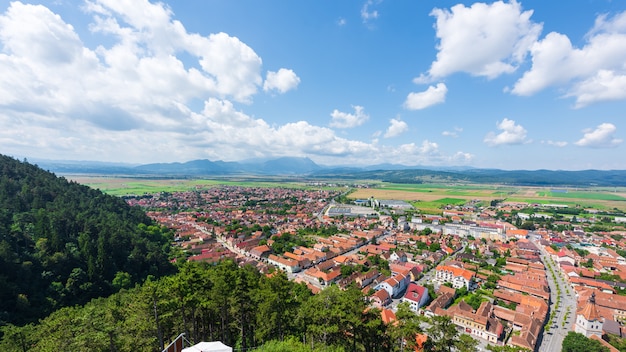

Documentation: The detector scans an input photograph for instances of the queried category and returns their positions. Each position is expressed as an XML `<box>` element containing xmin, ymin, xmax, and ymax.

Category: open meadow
<box><xmin>68</xmin><ymin>176</ymin><xmax>626</xmax><ymax>213</ymax></box>
<box><xmin>67</xmin><ymin>176</ymin><xmax>326</xmax><ymax>196</ymax></box>
<box><xmin>349</xmin><ymin>183</ymin><xmax>626</xmax><ymax>213</ymax></box>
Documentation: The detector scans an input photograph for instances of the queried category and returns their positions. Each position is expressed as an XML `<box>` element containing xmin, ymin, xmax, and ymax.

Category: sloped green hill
<box><xmin>0</xmin><ymin>155</ymin><xmax>174</xmax><ymax>326</ymax></box>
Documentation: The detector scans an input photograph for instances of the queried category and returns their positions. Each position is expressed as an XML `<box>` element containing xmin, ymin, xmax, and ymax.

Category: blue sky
<box><xmin>1</xmin><ymin>0</ymin><xmax>626</xmax><ymax>170</ymax></box>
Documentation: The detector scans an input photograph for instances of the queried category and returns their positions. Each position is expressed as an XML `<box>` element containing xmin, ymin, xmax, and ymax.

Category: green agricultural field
<box><xmin>409</xmin><ymin>198</ymin><xmax>469</xmax><ymax>214</ymax></box>
<box><xmin>506</xmin><ymin>188</ymin><xmax>626</xmax><ymax>211</ymax></box>
<box><xmin>68</xmin><ymin>177</ymin><xmax>200</xmax><ymax>195</ymax></box>
<box><xmin>432</xmin><ymin>197</ymin><xmax>466</xmax><ymax>205</ymax></box>
<box><xmin>70</xmin><ymin>176</ymin><xmax>626</xmax><ymax>212</ymax></box>
<box><xmin>505</xmin><ymin>198</ymin><xmax>616</xmax><ymax>211</ymax></box>
<box><xmin>68</xmin><ymin>176</ymin><xmax>334</xmax><ymax>196</ymax></box>
<box><xmin>351</xmin><ymin>182</ymin><xmax>626</xmax><ymax>213</ymax></box>
<box><xmin>411</xmin><ymin>201</ymin><xmax>449</xmax><ymax>214</ymax></box>
<box><xmin>536</xmin><ymin>191</ymin><xmax>626</xmax><ymax>201</ymax></box>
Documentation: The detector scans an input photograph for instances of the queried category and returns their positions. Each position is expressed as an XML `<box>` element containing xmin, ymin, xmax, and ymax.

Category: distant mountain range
<box><xmin>33</xmin><ymin>156</ymin><xmax>324</xmax><ymax>176</ymax></box>
<box><xmin>30</xmin><ymin>156</ymin><xmax>626</xmax><ymax>187</ymax></box>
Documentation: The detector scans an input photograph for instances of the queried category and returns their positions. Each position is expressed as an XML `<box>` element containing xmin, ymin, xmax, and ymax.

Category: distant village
<box><xmin>126</xmin><ymin>185</ymin><xmax>626</xmax><ymax>352</ymax></box>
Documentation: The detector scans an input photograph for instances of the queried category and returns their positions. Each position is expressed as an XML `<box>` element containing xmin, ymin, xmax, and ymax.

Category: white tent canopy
<box><xmin>181</xmin><ymin>341</ymin><xmax>232</xmax><ymax>352</ymax></box>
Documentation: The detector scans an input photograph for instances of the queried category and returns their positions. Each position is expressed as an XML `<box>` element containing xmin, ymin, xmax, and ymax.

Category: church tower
<box><xmin>574</xmin><ymin>292</ymin><xmax>603</xmax><ymax>338</ymax></box>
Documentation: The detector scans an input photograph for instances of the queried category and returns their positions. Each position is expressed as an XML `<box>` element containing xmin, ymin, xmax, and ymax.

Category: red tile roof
<box><xmin>579</xmin><ymin>292</ymin><xmax>601</xmax><ymax>322</ymax></box>
<box><xmin>403</xmin><ymin>283</ymin><xmax>427</xmax><ymax>303</ymax></box>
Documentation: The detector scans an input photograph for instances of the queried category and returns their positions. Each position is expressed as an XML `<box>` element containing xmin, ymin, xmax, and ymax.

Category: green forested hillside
<box><xmin>0</xmin><ymin>155</ymin><xmax>174</xmax><ymax>326</ymax></box>
<box><xmin>0</xmin><ymin>261</ymin><xmax>463</xmax><ymax>352</ymax></box>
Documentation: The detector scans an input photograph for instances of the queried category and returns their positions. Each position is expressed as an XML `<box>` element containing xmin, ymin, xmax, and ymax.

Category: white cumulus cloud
<box><xmin>0</xmin><ymin>0</ymin><xmax>265</xmax><ymax>131</ymax></box>
<box><xmin>0</xmin><ymin>1</ymin><xmax>484</xmax><ymax>168</ymax></box>
<box><xmin>384</xmin><ymin>118</ymin><xmax>408</xmax><ymax>138</ymax></box>
<box><xmin>544</xmin><ymin>140</ymin><xmax>568</xmax><ymax>147</ymax></box>
<box><xmin>567</xmin><ymin>70</ymin><xmax>626</xmax><ymax>108</ymax></box>
<box><xmin>418</xmin><ymin>140</ymin><xmax>439</xmax><ymax>154</ymax></box>
<box><xmin>263</xmin><ymin>68</ymin><xmax>301</xmax><ymax>94</ymax></box>
<box><xmin>404</xmin><ymin>83</ymin><xmax>447</xmax><ymax>110</ymax></box>
<box><xmin>575</xmin><ymin>123</ymin><xmax>622</xmax><ymax>148</ymax></box>
<box><xmin>385</xmin><ymin>141</ymin><xmax>439</xmax><ymax>159</ymax></box>
<box><xmin>442</xmin><ymin>127</ymin><xmax>463</xmax><ymax>138</ymax></box>
<box><xmin>484</xmin><ymin>118</ymin><xmax>529</xmax><ymax>146</ymax></box>
<box><xmin>0</xmin><ymin>1</ymin><xmax>381</xmax><ymax>164</ymax></box>
<box><xmin>512</xmin><ymin>11</ymin><xmax>626</xmax><ymax>107</ymax></box>
<box><xmin>418</xmin><ymin>0</ymin><xmax>541</xmax><ymax>82</ymax></box>
<box><xmin>453</xmin><ymin>151</ymin><xmax>474</xmax><ymax>163</ymax></box>
<box><xmin>190</xmin><ymin>98</ymin><xmax>378</xmax><ymax>160</ymax></box>
<box><xmin>361</xmin><ymin>0</ymin><xmax>380</xmax><ymax>23</ymax></box>
<box><xmin>330</xmin><ymin>105</ymin><xmax>369</xmax><ymax>128</ymax></box>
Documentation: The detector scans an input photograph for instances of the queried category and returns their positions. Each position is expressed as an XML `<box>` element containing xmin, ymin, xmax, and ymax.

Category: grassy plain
<box><xmin>536</xmin><ymin>191</ymin><xmax>626</xmax><ymax>201</ymax></box>
<box><xmin>68</xmin><ymin>176</ymin><xmax>626</xmax><ymax>213</ymax></box>
<box><xmin>350</xmin><ymin>183</ymin><xmax>626</xmax><ymax>213</ymax></box>
<box><xmin>67</xmin><ymin>176</ymin><xmax>326</xmax><ymax>196</ymax></box>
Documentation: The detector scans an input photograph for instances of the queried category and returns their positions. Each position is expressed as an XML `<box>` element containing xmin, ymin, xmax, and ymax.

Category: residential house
<box><xmin>374</xmin><ymin>269</ymin><xmax>410</xmax><ymax>298</ymax></box>
<box><xmin>557</xmin><ymin>248</ymin><xmax>577</xmax><ymax>266</ymax></box>
<box><xmin>355</xmin><ymin>269</ymin><xmax>381</xmax><ymax>289</ymax></box>
<box><xmin>434</xmin><ymin>265</ymin><xmax>476</xmax><ymax>291</ymax></box>
<box><xmin>424</xmin><ymin>286</ymin><xmax>455</xmax><ymax>318</ymax></box>
<box><xmin>402</xmin><ymin>283</ymin><xmax>429</xmax><ymax>312</ymax></box>
<box><xmin>249</xmin><ymin>244</ymin><xmax>272</xmax><ymax>260</ymax></box>
<box><xmin>570</xmin><ymin>277</ymin><xmax>616</xmax><ymax>294</ymax></box>
<box><xmin>370</xmin><ymin>288</ymin><xmax>391</xmax><ymax>308</ymax></box>
<box><xmin>389</xmin><ymin>251</ymin><xmax>408</xmax><ymax>262</ymax></box>
<box><xmin>380</xmin><ymin>308</ymin><xmax>396</xmax><ymax>324</ymax></box>
<box><xmin>267</xmin><ymin>254</ymin><xmax>301</xmax><ymax>273</ymax></box>
<box><xmin>445</xmin><ymin>301</ymin><xmax>503</xmax><ymax>343</ymax></box>
<box><xmin>506</xmin><ymin>229</ymin><xmax>528</xmax><ymax>240</ymax></box>
<box><xmin>508</xmin><ymin>314</ymin><xmax>543</xmax><ymax>351</ymax></box>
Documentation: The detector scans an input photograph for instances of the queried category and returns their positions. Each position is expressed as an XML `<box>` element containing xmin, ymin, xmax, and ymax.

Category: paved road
<box><xmin>533</xmin><ymin>240</ymin><xmax>577</xmax><ymax>352</ymax></box>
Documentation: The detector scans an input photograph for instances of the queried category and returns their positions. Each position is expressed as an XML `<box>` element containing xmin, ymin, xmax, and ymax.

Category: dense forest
<box><xmin>0</xmin><ymin>261</ymin><xmax>480</xmax><ymax>352</ymax></box>
<box><xmin>0</xmin><ymin>154</ymin><xmax>174</xmax><ymax>327</ymax></box>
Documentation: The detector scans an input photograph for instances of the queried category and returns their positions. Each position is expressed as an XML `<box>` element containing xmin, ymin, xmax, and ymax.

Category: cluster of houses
<box><xmin>381</xmin><ymin>242</ymin><xmax>551</xmax><ymax>351</ymax></box>
<box><xmin>372</xmin><ymin>259</ymin><xmax>544</xmax><ymax>350</ymax></box>
<box><xmin>544</xmin><ymin>242</ymin><xmax>626</xmax><ymax>342</ymax></box>
<box><xmin>127</xmin><ymin>187</ymin><xmax>626</xmax><ymax>351</ymax></box>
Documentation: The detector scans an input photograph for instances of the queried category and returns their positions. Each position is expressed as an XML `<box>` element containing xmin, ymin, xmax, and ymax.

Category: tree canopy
<box><xmin>0</xmin><ymin>155</ymin><xmax>174</xmax><ymax>327</ymax></box>
<box><xmin>561</xmin><ymin>332</ymin><xmax>609</xmax><ymax>352</ymax></box>
<box><xmin>1</xmin><ymin>259</ymin><xmax>483</xmax><ymax>352</ymax></box>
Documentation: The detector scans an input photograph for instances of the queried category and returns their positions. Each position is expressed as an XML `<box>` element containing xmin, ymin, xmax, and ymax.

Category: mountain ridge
<box><xmin>28</xmin><ymin>156</ymin><xmax>626</xmax><ymax>187</ymax></box>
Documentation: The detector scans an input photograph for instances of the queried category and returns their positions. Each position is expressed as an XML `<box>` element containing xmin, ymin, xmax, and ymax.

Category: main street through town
<box><xmin>533</xmin><ymin>239</ymin><xmax>577</xmax><ymax>352</ymax></box>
